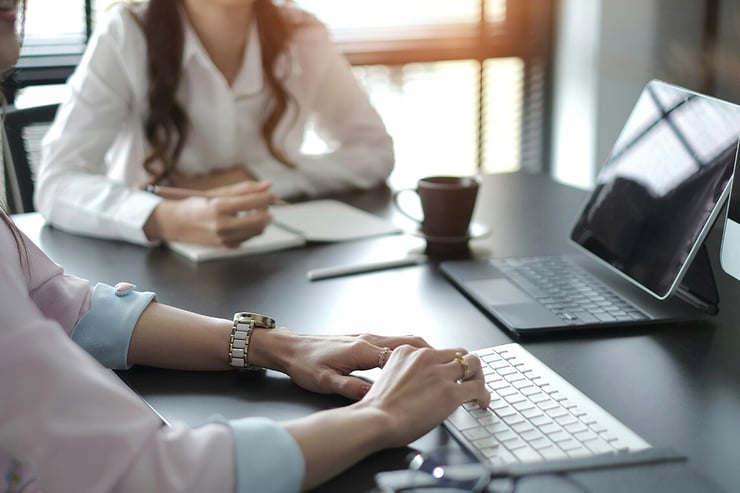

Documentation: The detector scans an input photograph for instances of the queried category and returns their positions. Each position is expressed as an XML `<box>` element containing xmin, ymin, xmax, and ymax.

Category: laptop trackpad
<box><xmin>465</xmin><ymin>278</ymin><xmax>534</xmax><ymax>305</ymax></box>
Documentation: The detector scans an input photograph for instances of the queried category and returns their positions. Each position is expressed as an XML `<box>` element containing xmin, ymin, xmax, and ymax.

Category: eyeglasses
<box><xmin>375</xmin><ymin>446</ymin><xmax>492</xmax><ymax>493</ymax></box>
<box><xmin>374</xmin><ymin>446</ymin><xmax>597</xmax><ymax>493</ymax></box>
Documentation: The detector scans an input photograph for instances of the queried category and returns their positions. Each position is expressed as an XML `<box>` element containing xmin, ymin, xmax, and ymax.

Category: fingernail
<box><xmin>359</xmin><ymin>384</ymin><xmax>371</xmax><ymax>398</ymax></box>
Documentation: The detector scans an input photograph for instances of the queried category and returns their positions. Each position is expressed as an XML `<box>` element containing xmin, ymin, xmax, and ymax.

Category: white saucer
<box><xmin>412</xmin><ymin>222</ymin><xmax>492</xmax><ymax>244</ymax></box>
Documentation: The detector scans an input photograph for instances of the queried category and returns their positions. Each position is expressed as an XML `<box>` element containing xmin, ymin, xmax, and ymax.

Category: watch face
<box><xmin>235</xmin><ymin>312</ymin><xmax>276</xmax><ymax>329</ymax></box>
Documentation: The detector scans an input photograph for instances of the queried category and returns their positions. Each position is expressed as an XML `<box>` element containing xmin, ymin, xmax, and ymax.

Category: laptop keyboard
<box><xmin>445</xmin><ymin>343</ymin><xmax>651</xmax><ymax>468</ymax></box>
<box><xmin>491</xmin><ymin>256</ymin><xmax>647</xmax><ymax>325</ymax></box>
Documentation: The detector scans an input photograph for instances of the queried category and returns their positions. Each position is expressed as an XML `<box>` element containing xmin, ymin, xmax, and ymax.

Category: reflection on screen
<box><xmin>727</xmin><ymin>145</ymin><xmax>740</xmax><ymax>223</ymax></box>
<box><xmin>571</xmin><ymin>80</ymin><xmax>740</xmax><ymax>298</ymax></box>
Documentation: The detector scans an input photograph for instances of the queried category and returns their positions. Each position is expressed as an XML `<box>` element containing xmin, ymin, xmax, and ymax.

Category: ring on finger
<box><xmin>378</xmin><ymin>347</ymin><xmax>392</xmax><ymax>369</ymax></box>
<box><xmin>454</xmin><ymin>351</ymin><xmax>470</xmax><ymax>380</ymax></box>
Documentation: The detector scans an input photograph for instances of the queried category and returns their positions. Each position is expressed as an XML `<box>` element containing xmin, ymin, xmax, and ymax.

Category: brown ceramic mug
<box><xmin>393</xmin><ymin>175</ymin><xmax>480</xmax><ymax>239</ymax></box>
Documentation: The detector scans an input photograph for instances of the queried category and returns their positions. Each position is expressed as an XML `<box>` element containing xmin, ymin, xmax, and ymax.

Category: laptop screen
<box><xmin>570</xmin><ymin>80</ymin><xmax>740</xmax><ymax>299</ymax></box>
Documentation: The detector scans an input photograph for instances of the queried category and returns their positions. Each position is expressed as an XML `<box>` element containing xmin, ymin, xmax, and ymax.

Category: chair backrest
<box><xmin>2</xmin><ymin>103</ymin><xmax>59</xmax><ymax>213</ymax></box>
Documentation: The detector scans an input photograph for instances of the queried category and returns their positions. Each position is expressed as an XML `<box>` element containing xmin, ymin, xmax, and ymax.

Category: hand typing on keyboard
<box><xmin>445</xmin><ymin>344</ymin><xmax>650</xmax><ymax>469</ymax></box>
<box><xmin>363</xmin><ymin>345</ymin><xmax>491</xmax><ymax>448</ymax></box>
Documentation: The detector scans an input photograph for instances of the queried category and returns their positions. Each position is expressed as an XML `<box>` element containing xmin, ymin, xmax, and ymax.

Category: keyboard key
<box><xmin>529</xmin><ymin>437</ymin><xmax>553</xmax><ymax>450</ymax></box>
<box><xmin>521</xmin><ymin>387</ymin><xmax>542</xmax><ymax>397</ymax></box>
<box><xmin>502</xmin><ymin>437</ymin><xmax>528</xmax><ymax>451</ymax></box>
<box><xmin>470</xmin><ymin>408</ymin><xmax>491</xmax><ymax>419</ymax></box>
<box><xmin>513</xmin><ymin>400</ymin><xmax>536</xmax><ymax>412</ymax></box>
<box><xmin>511</xmin><ymin>421</ymin><xmax>534</xmax><ymax>434</ymax></box>
<box><xmin>494</xmin><ymin>430</ymin><xmax>517</xmax><ymax>442</ymax></box>
<box><xmin>485</xmin><ymin>422</ymin><xmax>510</xmax><ymax>434</ymax></box>
<box><xmin>504</xmin><ymin>393</ymin><xmax>527</xmax><ymax>405</ymax></box>
<box><xmin>463</xmin><ymin>427</ymin><xmax>491</xmax><ymax>441</ymax></box>
<box><xmin>584</xmin><ymin>438</ymin><xmax>616</xmax><ymax>455</ymax></box>
<box><xmin>501</xmin><ymin>413</ymin><xmax>526</xmax><ymax>426</ymax></box>
<box><xmin>539</xmin><ymin>423</ymin><xmax>561</xmax><ymax>435</ymax></box>
<box><xmin>473</xmin><ymin>436</ymin><xmax>499</xmax><ymax>449</ymax></box>
<box><xmin>574</xmin><ymin>429</ymin><xmax>599</xmax><ymax>442</ymax></box>
<box><xmin>489</xmin><ymin>447</ymin><xmax>518</xmax><ymax>466</ymax></box>
<box><xmin>530</xmin><ymin>415</ymin><xmax>552</xmax><ymax>427</ymax></box>
<box><xmin>494</xmin><ymin>406</ymin><xmax>518</xmax><ymax>419</ymax></box>
<box><xmin>547</xmin><ymin>430</ymin><xmax>572</xmax><ymax>443</ymax></box>
<box><xmin>539</xmin><ymin>446</ymin><xmax>568</xmax><ymax>461</ymax></box>
<box><xmin>448</xmin><ymin>408</ymin><xmax>480</xmax><ymax>430</ymax></box>
<box><xmin>511</xmin><ymin>447</ymin><xmax>543</xmax><ymax>463</ymax></box>
<box><xmin>564</xmin><ymin>422</ymin><xmax>588</xmax><ymax>434</ymax></box>
<box><xmin>555</xmin><ymin>414</ymin><xmax>579</xmax><ymax>426</ymax></box>
<box><xmin>520</xmin><ymin>429</ymin><xmax>544</xmax><ymax>442</ymax></box>
<box><xmin>557</xmin><ymin>439</ymin><xmax>582</xmax><ymax>451</ymax></box>
<box><xmin>567</xmin><ymin>446</ymin><xmax>592</xmax><ymax>458</ymax></box>
<box><xmin>522</xmin><ymin>408</ymin><xmax>544</xmax><ymax>419</ymax></box>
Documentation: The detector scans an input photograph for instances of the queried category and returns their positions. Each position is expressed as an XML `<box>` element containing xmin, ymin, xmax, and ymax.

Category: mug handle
<box><xmin>393</xmin><ymin>188</ymin><xmax>423</xmax><ymax>224</ymax></box>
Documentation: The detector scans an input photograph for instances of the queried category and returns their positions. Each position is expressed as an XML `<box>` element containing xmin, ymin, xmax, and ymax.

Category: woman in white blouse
<box><xmin>35</xmin><ymin>0</ymin><xmax>394</xmax><ymax>247</ymax></box>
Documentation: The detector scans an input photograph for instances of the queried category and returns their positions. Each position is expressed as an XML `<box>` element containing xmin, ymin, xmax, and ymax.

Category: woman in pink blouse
<box><xmin>0</xmin><ymin>4</ymin><xmax>488</xmax><ymax>491</ymax></box>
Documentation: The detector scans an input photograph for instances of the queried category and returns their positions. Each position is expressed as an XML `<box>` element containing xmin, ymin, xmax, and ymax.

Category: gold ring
<box><xmin>378</xmin><ymin>347</ymin><xmax>391</xmax><ymax>369</ymax></box>
<box><xmin>455</xmin><ymin>351</ymin><xmax>470</xmax><ymax>380</ymax></box>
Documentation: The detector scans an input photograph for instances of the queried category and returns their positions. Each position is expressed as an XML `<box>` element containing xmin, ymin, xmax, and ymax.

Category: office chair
<box><xmin>2</xmin><ymin>103</ymin><xmax>59</xmax><ymax>213</ymax></box>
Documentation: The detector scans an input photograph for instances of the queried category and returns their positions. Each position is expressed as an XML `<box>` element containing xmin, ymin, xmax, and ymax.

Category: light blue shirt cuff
<box><xmin>71</xmin><ymin>282</ymin><xmax>156</xmax><ymax>369</ymax></box>
<box><xmin>227</xmin><ymin>416</ymin><xmax>305</xmax><ymax>493</ymax></box>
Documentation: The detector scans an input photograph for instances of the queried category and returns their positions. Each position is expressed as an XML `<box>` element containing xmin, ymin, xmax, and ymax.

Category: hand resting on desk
<box><xmin>142</xmin><ymin>180</ymin><xmax>278</xmax><ymax>247</ymax></box>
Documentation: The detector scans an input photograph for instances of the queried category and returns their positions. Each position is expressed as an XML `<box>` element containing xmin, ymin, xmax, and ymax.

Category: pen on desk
<box><xmin>143</xmin><ymin>184</ymin><xmax>289</xmax><ymax>205</ymax></box>
<box><xmin>143</xmin><ymin>184</ymin><xmax>208</xmax><ymax>200</ymax></box>
<box><xmin>307</xmin><ymin>256</ymin><xmax>426</xmax><ymax>282</ymax></box>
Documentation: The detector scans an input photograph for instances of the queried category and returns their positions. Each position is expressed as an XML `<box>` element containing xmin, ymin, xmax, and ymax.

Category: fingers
<box><xmin>208</xmin><ymin>179</ymin><xmax>273</xmax><ymax>198</ymax></box>
<box><xmin>330</xmin><ymin>375</ymin><xmax>372</xmax><ymax>400</ymax></box>
<box><xmin>356</xmin><ymin>333</ymin><xmax>432</xmax><ymax>350</ymax></box>
<box><xmin>385</xmin><ymin>346</ymin><xmax>490</xmax><ymax>409</ymax></box>
<box><xmin>211</xmin><ymin>209</ymin><xmax>273</xmax><ymax>247</ymax></box>
<box><xmin>450</xmin><ymin>353</ymin><xmax>490</xmax><ymax>409</ymax></box>
<box><xmin>212</xmin><ymin>189</ymin><xmax>278</xmax><ymax>215</ymax></box>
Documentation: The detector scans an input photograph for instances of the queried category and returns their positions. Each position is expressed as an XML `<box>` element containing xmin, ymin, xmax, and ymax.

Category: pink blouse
<box><xmin>0</xmin><ymin>219</ymin><xmax>304</xmax><ymax>492</ymax></box>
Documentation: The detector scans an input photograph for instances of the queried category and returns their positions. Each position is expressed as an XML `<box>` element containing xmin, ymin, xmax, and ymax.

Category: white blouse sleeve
<box><xmin>35</xmin><ymin>6</ymin><xmax>161</xmax><ymax>245</ymax></box>
<box><xmin>253</xmin><ymin>13</ymin><xmax>395</xmax><ymax>199</ymax></box>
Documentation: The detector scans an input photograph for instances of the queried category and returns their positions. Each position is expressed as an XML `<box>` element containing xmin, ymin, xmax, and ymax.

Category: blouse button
<box><xmin>114</xmin><ymin>282</ymin><xmax>136</xmax><ymax>297</ymax></box>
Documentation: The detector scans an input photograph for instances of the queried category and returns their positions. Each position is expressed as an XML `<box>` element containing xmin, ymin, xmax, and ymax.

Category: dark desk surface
<box><xmin>15</xmin><ymin>172</ymin><xmax>740</xmax><ymax>492</ymax></box>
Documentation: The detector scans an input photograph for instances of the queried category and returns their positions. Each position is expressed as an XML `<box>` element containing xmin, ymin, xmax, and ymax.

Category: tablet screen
<box><xmin>571</xmin><ymin>80</ymin><xmax>740</xmax><ymax>299</ymax></box>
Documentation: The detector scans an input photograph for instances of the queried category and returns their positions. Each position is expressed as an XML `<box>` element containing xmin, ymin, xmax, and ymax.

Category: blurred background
<box><xmin>3</xmin><ymin>0</ymin><xmax>739</xmax><ymax>196</ymax></box>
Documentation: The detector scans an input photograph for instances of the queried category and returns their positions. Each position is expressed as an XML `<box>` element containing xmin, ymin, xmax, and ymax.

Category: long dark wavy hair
<box><xmin>0</xmin><ymin>209</ymin><xmax>28</xmax><ymax>270</ymax></box>
<box><xmin>2</xmin><ymin>0</ymin><xmax>30</xmax><ymax>270</ymax></box>
<box><xmin>131</xmin><ymin>0</ymin><xmax>300</xmax><ymax>185</ymax></box>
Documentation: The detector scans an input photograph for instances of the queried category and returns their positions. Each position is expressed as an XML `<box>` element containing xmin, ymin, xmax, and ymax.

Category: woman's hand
<box><xmin>143</xmin><ymin>180</ymin><xmax>277</xmax><ymax>247</ymax></box>
<box><xmin>250</xmin><ymin>330</ymin><xmax>431</xmax><ymax>400</ymax></box>
<box><xmin>358</xmin><ymin>345</ymin><xmax>490</xmax><ymax>448</ymax></box>
<box><xmin>168</xmin><ymin>165</ymin><xmax>257</xmax><ymax>191</ymax></box>
<box><xmin>282</xmin><ymin>343</ymin><xmax>490</xmax><ymax>490</ymax></box>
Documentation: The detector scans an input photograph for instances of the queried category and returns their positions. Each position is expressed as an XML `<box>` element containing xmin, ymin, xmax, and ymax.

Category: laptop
<box><xmin>440</xmin><ymin>80</ymin><xmax>740</xmax><ymax>335</ymax></box>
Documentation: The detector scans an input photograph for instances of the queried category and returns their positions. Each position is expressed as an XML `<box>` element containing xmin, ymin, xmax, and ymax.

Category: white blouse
<box><xmin>36</xmin><ymin>4</ymin><xmax>394</xmax><ymax>245</ymax></box>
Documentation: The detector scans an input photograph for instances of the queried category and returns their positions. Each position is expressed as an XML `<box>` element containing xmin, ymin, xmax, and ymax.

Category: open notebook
<box><xmin>167</xmin><ymin>199</ymin><xmax>401</xmax><ymax>262</ymax></box>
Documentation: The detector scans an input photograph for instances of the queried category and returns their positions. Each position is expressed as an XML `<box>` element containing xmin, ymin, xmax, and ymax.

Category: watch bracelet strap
<box><xmin>229</xmin><ymin>312</ymin><xmax>276</xmax><ymax>370</ymax></box>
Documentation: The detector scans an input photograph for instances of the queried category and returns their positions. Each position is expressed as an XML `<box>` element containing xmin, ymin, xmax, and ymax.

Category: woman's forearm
<box><xmin>128</xmin><ymin>303</ymin><xmax>233</xmax><ymax>370</ymax></box>
<box><xmin>282</xmin><ymin>403</ymin><xmax>391</xmax><ymax>491</ymax></box>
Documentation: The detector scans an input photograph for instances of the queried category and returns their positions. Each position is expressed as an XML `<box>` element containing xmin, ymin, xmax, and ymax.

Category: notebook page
<box><xmin>167</xmin><ymin>224</ymin><xmax>305</xmax><ymax>262</ymax></box>
<box><xmin>271</xmin><ymin>199</ymin><xmax>401</xmax><ymax>242</ymax></box>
